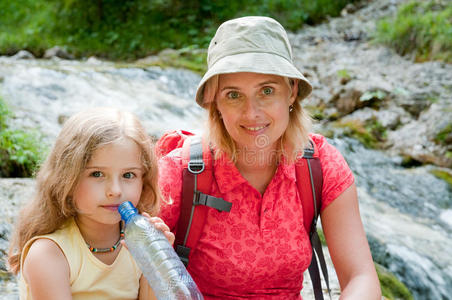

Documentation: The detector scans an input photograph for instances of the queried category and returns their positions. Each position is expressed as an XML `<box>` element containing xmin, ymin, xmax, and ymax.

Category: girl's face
<box><xmin>216</xmin><ymin>72</ymin><xmax>297</xmax><ymax>154</ymax></box>
<box><xmin>72</xmin><ymin>138</ymin><xmax>143</xmax><ymax>226</ymax></box>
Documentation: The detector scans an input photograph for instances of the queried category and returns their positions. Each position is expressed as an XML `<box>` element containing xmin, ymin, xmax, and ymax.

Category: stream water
<box><xmin>0</xmin><ymin>57</ymin><xmax>451</xmax><ymax>299</ymax></box>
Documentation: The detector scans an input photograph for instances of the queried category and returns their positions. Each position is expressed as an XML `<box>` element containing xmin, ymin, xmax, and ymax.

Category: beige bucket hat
<box><xmin>195</xmin><ymin>16</ymin><xmax>312</xmax><ymax>108</ymax></box>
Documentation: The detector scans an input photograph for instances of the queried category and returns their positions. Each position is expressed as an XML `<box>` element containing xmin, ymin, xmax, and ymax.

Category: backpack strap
<box><xmin>295</xmin><ymin>142</ymin><xmax>331</xmax><ymax>300</ymax></box>
<box><xmin>175</xmin><ymin>137</ymin><xmax>232</xmax><ymax>266</ymax></box>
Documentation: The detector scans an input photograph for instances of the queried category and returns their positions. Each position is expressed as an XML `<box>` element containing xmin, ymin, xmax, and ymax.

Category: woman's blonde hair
<box><xmin>204</xmin><ymin>75</ymin><xmax>312</xmax><ymax>162</ymax></box>
<box><xmin>8</xmin><ymin>107</ymin><xmax>159</xmax><ymax>274</ymax></box>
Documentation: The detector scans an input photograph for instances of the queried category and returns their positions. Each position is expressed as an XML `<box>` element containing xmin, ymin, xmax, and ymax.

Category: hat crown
<box><xmin>207</xmin><ymin>16</ymin><xmax>293</xmax><ymax>69</ymax></box>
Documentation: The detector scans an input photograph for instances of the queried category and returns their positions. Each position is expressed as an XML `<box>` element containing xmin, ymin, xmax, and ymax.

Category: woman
<box><xmin>158</xmin><ymin>16</ymin><xmax>381</xmax><ymax>299</ymax></box>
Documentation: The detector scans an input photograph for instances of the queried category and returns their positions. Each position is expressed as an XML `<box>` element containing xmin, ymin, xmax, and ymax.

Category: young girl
<box><xmin>8</xmin><ymin>107</ymin><xmax>172</xmax><ymax>300</ymax></box>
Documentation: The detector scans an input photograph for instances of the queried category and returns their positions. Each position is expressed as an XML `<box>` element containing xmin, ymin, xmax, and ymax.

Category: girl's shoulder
<box><xmin>23</xmin><ymin>237</ymin><xmax>69</xmax><ymax>276</ymax></box>
<box><xmin>21</xmin><ymin>237</ymin><xmax>71</xmax><ymax>298</ymax></box>
<box><xmin>20</xmin><ymin>218</ymin><xmax>79</xmax><ymax>280</ymax></box>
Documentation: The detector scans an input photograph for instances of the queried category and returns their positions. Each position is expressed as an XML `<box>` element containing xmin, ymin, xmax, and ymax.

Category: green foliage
<box><xmin>0</xmin><ymin>0</ymin><xmax>359</xmax><ymax>60</ymax></box>
<box><xmin>375</xmin><ymin>264</ymin><xmax>414</xmax><ymax>300</ymax></box>
<box><xmin>0</xmin><ymin>0</ymin><xmax>63</xmax><ymax>56</ymax></box>
<box><xmin>336</xmin><ymin>117</ymin><xmax>387</xmax><ymax>149</ymax></box>
<box><xmin>360</xmin><ymin>90</ymin><xmax>387</xmax><ymax>102</ymax></box>
<box><xmin>0</xmin><ymin>97</ymin><xmax>46</xmax><ymax>178</ymax></box>
<box><xmin>374</xmin><ymin>0</ymin><xmax>452</xmax><ymax>63</ymax></box>
<box><xmin>306</xmin><ymin>105</ymin><xmax>326</xmax><ymax>121</ymax></box>
<box><xmin>337</xmin><ymin>69</ymin><xmax>351</xmax><ymax>80</ymax></box>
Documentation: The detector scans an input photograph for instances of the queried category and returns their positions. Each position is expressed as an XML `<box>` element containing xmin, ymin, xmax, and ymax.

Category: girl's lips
<box><xmin>102</xmin><ymin>205</ymin><xmax>120</xmax><ymax>211</ymax></box>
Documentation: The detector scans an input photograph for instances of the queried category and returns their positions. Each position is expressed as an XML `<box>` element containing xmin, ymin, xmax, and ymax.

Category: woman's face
<box><xmin>216</xmin><ymin>72</ymin><xmax>298</xmax><ymax>154</ymax></box>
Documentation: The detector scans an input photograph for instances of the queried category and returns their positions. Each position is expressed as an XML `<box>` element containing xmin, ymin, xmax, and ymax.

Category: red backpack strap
<box><xmin>296</xmin><ymin>141</ymin><xmax>331</xmax><ymax>300</ymax></box>
<box><xmin>296</xmin><ymin>144</ymin><xmax>322</xmax><ymax>234</ymax></box>
<box><xmin>175</xmin><ymin>137</ymin><xmax>232</xmax><ymax>266</ymax></box>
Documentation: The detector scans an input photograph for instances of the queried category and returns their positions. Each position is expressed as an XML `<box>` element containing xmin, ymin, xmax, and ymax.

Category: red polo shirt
<box><xmin>158</xmin><ymin>133</ymin><xmax>354</xmax><ymax>299</ymax></box>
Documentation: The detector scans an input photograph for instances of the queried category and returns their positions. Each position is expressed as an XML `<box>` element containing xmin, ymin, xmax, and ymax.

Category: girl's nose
<box><xmin>106</xmin><ymin>178</ymin><xmax>121</xmax><ymax>198</ymax></box>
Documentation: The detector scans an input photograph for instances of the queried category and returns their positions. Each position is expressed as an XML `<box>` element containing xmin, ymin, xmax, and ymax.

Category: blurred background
<box><xmin>0</xmin><ymin>0</ymin><xmax>451</xmax><ymax>299</ymax></box>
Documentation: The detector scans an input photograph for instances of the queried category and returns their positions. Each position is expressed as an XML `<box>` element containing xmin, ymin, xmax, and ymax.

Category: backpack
<box><xmin>156</xmin><ymin>130</ymin><xmax>331</xmax><ymax>300</ymax></box>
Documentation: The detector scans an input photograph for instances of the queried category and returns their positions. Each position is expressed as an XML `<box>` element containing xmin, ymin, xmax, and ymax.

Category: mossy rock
<box><xmin>435</xmin><ymin>123</ymin><xmax>452</xmax><ymax>146</ymax></box>
<box><xmin>136</xmin><ymin>48</ymin><xmax>207</xmax><ymax>75</ymax></box>
<box><xmin>376</xmin><ymin>263</ymin><xmax>413</xmax><ymax>300</ymax></box>
<box><xmin>334</xmin><ymin>118</ymin><xmax>387</xmax><ymax>149</ymax></box>
<box><xmin>430</xmin><ymin>169</ymin><xmax>452</xmax><ymax>188</ymax></box>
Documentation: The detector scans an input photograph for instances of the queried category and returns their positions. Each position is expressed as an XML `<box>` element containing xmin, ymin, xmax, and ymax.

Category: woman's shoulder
<box><xmin>308</xmin><ymin>133</ymin><xmax>350</xmax><ymax>167</ymax></box>
<box><xmin>308</xmin><ymin>133</ymin><xmax>354</xmax><ymax>208</ymax></box>
<box><xmin>309</xmin><ymin>133</ymin><xmax>333</xmax><ymax>156</ymax></box>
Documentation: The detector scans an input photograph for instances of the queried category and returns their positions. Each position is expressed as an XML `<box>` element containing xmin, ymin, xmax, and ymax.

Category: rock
<box><xmin>57</xmin><ymin>114</ymin><xmax>69</xmax><ymax>125</ymax></box>
<box><xmin>135</xmin><ymin>55</ymin><xmax>160</xmax><ymax>65</ymax></box>
<box><xmin>86</xmin><ymin>56</ymin><xmax>104</xmax><ymax>65</ymax></box>
<box><xmin>10</xmin><ymin>50</ymin><xmax>34</xmax><ymax>60</ymax></box>
<box><xmin>44</xmin><ymin>46</ymin><xmax>74</xmax><ymax>60</ymax></box>
<box><xmin>0</xmin><ymin>178</ymin><xmax>34</xmax><ymax>299</ymax></box>
<box><xmin>341</xmin><ymin>105</ymin><xmax>406</xmax><ymax>130</ymax></box>
<box><xmin>329</xmin><ymin>79</ymin><xmax>390</xmax><ymax>116</ymax></box>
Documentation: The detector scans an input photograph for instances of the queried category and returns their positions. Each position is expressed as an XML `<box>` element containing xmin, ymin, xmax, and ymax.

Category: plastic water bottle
<box><xmin>118</xmin><ymin>201</ymin><xmax>203</xmax><ymax>300</ymax></box>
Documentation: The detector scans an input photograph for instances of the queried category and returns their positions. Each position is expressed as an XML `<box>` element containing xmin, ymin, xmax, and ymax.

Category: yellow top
<box><xmin>19</xmin><ymin>218</ymin><xmax>142</xmax><ymax>300</ymax></box>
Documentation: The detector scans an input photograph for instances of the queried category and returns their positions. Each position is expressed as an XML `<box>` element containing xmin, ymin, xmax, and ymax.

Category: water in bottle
<box><xmin>118</xmin><ymin>201</ymin><xmax>203</xmax><ymax>300</ymax></box>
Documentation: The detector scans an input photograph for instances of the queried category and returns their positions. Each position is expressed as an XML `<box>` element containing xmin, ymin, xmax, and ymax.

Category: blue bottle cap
<box><xmin>118</xmin><ymin>201</ymin><xmax>138</xmax><ymax>223</ymax></box>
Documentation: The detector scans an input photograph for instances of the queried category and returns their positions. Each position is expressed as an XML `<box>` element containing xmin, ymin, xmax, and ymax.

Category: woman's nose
<box><xmin>243</xmin><ymin>98</ymin><xmax>260</xmax><ymax>118</ymax></box>
<box><xmin>106</xmin><ymin>178</ymin><xmax>121</xmax><ymax>198</ymax></box>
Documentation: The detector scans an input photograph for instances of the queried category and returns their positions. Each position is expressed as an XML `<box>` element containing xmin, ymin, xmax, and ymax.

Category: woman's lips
<box><xmin>241</xmin><ymin>124</ymin><xmax>269</xmax><ymax>135</ymax></box>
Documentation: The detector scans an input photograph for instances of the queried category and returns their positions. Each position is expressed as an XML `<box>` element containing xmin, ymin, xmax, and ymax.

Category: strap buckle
<box><xmin>194</xmin><ymin>191</ymin><xmax>232</xmax><ymax>212</ymax></box>
<box><xmin>303</xmin><ymin>147</ymin><xmax>314</xmax><ymax>158</ymax></box>
<box><xmin>188</xmin><ymin>161</ymin><xmax>205</xmax><ymax>174</ymax></box>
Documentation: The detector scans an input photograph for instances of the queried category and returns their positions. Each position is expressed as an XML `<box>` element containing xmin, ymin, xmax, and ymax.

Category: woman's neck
<box><xmin>235</xmin><ymin>147</ymin><xmax>279</xmax><ymax>195</ymax></box>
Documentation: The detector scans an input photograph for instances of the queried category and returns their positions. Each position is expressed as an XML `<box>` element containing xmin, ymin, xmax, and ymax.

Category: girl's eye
<box><xmin>90</xmin><ymin>171</ymin><xmax>103</xmax><ymax>178</ymax></box>
<box><xmin>227</xmin><ymin>91</ymin><xmax>240</xmax><ymax>99</ymax></box>
<box><xmin>262</xmin><ymin>87</ymin><xmax>274</xmax><ymax>95</ymax></box>
<box><xmin>123</xmin><ymin>172</ymin><xmax>135</xmax><ymax>179</ymax></box>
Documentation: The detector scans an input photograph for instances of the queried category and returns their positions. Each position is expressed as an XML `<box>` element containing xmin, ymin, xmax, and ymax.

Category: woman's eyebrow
<box><xmin>255</xmin><ymin>80</ymin><xmax>278</xmax><ymax>87</ymax></box>
<box><xmin>220</xmin><ymin>81</ymin><xmax>279</xmax><ymax>91</ymax></box>
<box><xmin>220</xmin><ymin>86</ymin><xmax>240</xmax><ymax>91</ymax></box>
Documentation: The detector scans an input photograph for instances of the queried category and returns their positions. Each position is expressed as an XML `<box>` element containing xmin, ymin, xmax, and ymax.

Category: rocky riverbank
<box><xmin>1</xmin><ymin>0</ymin><xmax>451</xmax><ymax>299</ymax></box>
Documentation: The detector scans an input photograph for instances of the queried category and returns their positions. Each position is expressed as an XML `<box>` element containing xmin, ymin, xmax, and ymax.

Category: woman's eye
<box><xmin>262</xmin><ymin>87</ymin><xmax>274</xmax><ymax>95</ymax></box>
<box><xmin>227</xmin><ymin>91</ymin><xmax>240</xmax><ymax>99</ymax></box>
<box><xmin>90</xmin><ymin>171</ymin><xmax>103</xmax><ymax>178</ymax></box>
<box><xmin>123</xmin><ymin>172</ymin><xmax>135</xmax><ymax>179</ymax></box>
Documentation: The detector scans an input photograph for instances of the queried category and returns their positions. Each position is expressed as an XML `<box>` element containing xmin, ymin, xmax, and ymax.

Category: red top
<box><xmin>158</xmin><ymin>134</ymin><xmax>354</xmax><ymax>299</ymax></box>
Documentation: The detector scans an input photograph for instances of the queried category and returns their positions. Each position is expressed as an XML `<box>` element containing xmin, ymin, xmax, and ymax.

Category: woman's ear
<box><xmin>289</xmin><ymin>79</ymin><xmax>299</xmax><ymax>104</ymax></box>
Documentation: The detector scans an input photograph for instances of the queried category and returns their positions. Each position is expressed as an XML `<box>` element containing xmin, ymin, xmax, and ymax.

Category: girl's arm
<box><xmin>321</xmin><ymin>183</ymin><xmax>381</xmax><ymax>299</ymax></box>
<box><xmin>22</xmin><ymin>238</ymin><xmax>72</xmax><ymax>300</ymax></box>
<box><xmin>138</xmin><ymin>275</ymin><xmax>157</xmax><ymax>300</ymax></box>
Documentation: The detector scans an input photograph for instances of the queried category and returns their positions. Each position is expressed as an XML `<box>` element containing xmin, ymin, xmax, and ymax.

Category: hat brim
<box><xmin>196</xmin><ymin>52</ymin><xmax>312</xmax><ymax>108</ymax></box>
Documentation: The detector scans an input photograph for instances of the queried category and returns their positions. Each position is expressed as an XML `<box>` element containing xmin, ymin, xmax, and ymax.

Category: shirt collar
<box><xmin>213</xmin><ymin>154</ymin><xmax>296</xmax><ymax>194</ymax></box>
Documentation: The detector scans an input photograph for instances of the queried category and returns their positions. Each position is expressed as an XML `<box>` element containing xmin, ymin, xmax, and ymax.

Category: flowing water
<box><xmin>1</xmin><ymin>57</ymin><xmax>451</xmax><ymax>299</ymax></box>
